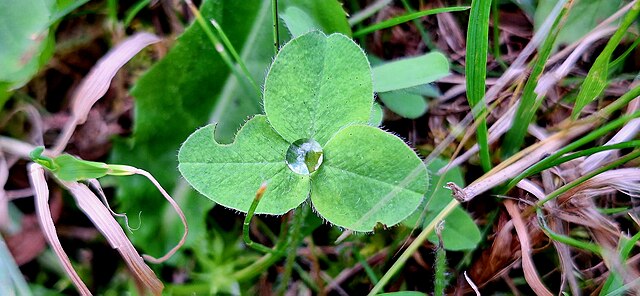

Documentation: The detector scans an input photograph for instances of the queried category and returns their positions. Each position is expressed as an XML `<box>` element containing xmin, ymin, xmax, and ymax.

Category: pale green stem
<box><xmin>368</xmin><ymin>199</ymin><xmax>459</xmax><ymax>295</ymax></box>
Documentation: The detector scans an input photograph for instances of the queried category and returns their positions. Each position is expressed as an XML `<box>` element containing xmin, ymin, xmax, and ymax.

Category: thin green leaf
<box><xmin>502</xmin><ymin>2</ymin><xmax>569</xmax><ymax>156</ymax></box>
<box><xmin>353</xmin><ymin>6</ymin><xmax>470</xmax><ymax>37</ymax></box>
<box><xmin>537</xmin><ymin>209</ymin><xmax>602</xmax><ymax>255</ymax></box>
<box><xmin>465</xmin><ymin>0</ymin><xmax>493</xmax><ymax>171</ymax></box>
<box><xmin>572</xmin><ymin>1</ymin><xmax>640</xmax><ymax>118</ymax></box>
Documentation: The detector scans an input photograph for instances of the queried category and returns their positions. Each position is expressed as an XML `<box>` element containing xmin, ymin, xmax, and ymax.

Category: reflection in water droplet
<box><xmin>286</xmin><ymin>139</ymin><xmax>323</xmax><ymax>175</ymax></box>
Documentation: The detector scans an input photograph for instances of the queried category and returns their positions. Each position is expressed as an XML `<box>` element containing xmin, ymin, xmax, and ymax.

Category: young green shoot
<box><xmin>243</xmin><ymin>182</ymin><xmax>273</xmax><ymax>254</ymax></box>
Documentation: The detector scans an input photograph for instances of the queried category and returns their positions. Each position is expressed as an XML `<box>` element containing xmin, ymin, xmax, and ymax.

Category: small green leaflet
<box><xmin>179</xmin><ymin>31</ymin><xmax>428</xmax><ymax>231</ymax></box>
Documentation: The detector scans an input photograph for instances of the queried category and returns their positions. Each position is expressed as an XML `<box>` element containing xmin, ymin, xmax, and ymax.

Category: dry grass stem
<box><xmin>53</xmin><ymin>32</ymin><xmax>161</xmax><ymax>155</ymax></box>
<box><xmin>61</xmin><ymin>180</ymin><xmax>164</xmax><ymax>295</ymax></box>
<box><xmin>29</xmin><ymin>164</ymin><xmax>92</xmax><ymax>295</ymax></box>
<box><xmin>580</xmin><ymin>97</ymin><xmax>640</xmax><ymax>173</ymax></box>
<box><xmin>505</xmin><ymin>200</ymin><xmax>553</xmax><ymax>296</ymax></box>
<box><xmin>134</xmin><ymin>169</ymin><xmax>188</xmax><ymax>264</ymax></box>
<box><xmin>452</xmin><ymin>122</ymin><xmax>592</xmax><ymax>201</ymax></box>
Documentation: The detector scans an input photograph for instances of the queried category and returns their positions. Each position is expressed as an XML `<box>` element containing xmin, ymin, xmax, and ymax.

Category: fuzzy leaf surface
<box><xmin>280</xmin><ymin>0</ymin><xmax>352</xmax><ymax>37</ymax></box>
<box><xmin>178</xmin><ymin>115</ymin><xmax>309</xmax><ymax>214</ymax></box>
<box><xmin>379</xmin><ymin>91</ymin><xmax>428</xmax><ymax>119</ymax></box>
<box><xmin>263</xmin><ymin>31</ymin><xmax>373</xmax><ymax>145</ymax></box>
<box><xmin>311</xmin><ymin>125</ymin><xmax>427</xmax><ymax>231</ymax></box>
<box><xmin>110</xmin><ymin>0</ymin><xmax>273</xmax><ymax>254</ymax></box>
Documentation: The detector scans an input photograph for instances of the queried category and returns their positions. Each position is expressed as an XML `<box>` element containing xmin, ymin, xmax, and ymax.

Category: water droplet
<box><xmin>286</xmin><ymin>139</ymin><xmax>323</xmax><ymax>175</ymax></box>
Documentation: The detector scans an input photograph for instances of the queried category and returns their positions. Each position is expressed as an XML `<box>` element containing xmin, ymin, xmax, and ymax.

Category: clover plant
<box><xmin>178</xmin><ymin>31</ymin><xmax>428</xmax><ymax>231</ymax></box>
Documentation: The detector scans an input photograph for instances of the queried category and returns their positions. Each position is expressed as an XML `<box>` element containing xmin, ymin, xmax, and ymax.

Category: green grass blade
<box><xmin>571</xmin><ymin>1</ymin><xmax>640</xmax><ymax>119</ymax></box>
<box><xmin>123</xmin><ymin>0</ymin><xmax>151</xmax><ymax>27</ymax></box>
<box><xmin>353</xmin><ymin>6</ymin><xmax>469</xmax><ymax>37</ymax></box>
<box><xmin>465</xmin><ymin>0</ymin><xmax>492</xmax><ymax>172</ymax></box>
<box><xmin>538</xmin><ymin>140</ymin><xmax>640</xmax><ymax>173</ymax></box>
<box><xmin>399</xmin><ymin>0</ymin><xmax>437</xmax><ymax>50</ymax></box>
<box><xmin>600</xmin><ymin>231</ymin><xmax>640</xmax><ymax>295</ymax></box>
<box><xmin>537</xmin><ymin>208</ymin><xmax>602</xmax><ymax>255</ymax></box>
<box><xmin>609</xmin><ymin>36</ymin><xmax>640</xmax><ymax>70</ymax></box>
<box><xmin>186</xmin><ymin>0</ymin><xmax>261</xmax><ymax>97</ymax></box>
<box><xmin>502</xmin><ymin>3</ymin><xmax>569</xmax><ymax>157</ymax></box>
<box><xmin>209</xmin><ymin>19</ymin><xmax>262</xmax><ymax>95</ymax></box>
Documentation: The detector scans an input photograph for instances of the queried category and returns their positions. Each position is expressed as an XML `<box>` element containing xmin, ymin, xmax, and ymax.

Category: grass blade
<box><xmin>465</xmin><ymin>0</ymin><xmax>492</xmax><ymax>172</ymax></box>
<box><xmin>502</xmin><ymin>2</ymin><xmax>571</xmax><ymax>156</ymax></box>
<box><xmin>571</xmin><ymin>1</ymin><xmax>640</xmax><ymax>119</ymax></box>
<box><xmin>353</xmin><ymin>6</ymin><xmax>469</xmax><ymax>37</ymax></box>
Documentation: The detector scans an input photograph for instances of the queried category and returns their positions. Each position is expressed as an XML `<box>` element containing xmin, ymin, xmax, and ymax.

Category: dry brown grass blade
<box><xmin>517</xmin><ymin>180</ymin><xmax>581</xmax><ymax>294</ymax></box>
<box><xmin>61</xmin><ymin>180</ymin><xmax>164</xmax><ymax>296</ymax></box>
<box><xmin>579</xmin><ymin>96</ymin><xmax>640</xmax><ymax>173</ymax></box>
<box><xmin>28</xmin><ymin>163</ymin><xmax>92</xmax><ymax>296</ymax></box>
<box><xmin>53</xmin><ymin>32</ymin><xmax>161</xmax><ymax>155</ymax></box>
<box><xmin>558</xmin><ymin>168</ymin><xmax>640</xmax><ymax>202</ymax></box>
<box><xmin>451</xmin><ymin>122</ymin><xmax>593</xmax><ymax>201</ymax></box>
<box><xmin>504</xmin><ymin>200</ymin><xmax>553</xmax><ymax>296</ymax></box>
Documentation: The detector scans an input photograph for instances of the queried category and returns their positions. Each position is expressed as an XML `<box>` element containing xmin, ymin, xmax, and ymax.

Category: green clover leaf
<box><xmin>178</xmin><ymin>31</ymin><xmax>428</xmax><ymax>231</ymax></box>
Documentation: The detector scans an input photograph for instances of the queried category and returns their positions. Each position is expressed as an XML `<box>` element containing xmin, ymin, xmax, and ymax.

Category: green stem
<box><xmin>433</xmin><ymin>224</ymin><xmax>447</xmax><ymax>296</ymax></box>
<box><xmin>243</xmin><ymin>182</ymin><xmax>272</xmax><ymax>254</ymax></box>
<box><xmin>272</xmin><ymin>0</ymin><xmax>280</xmax><ymax>54</ymax></box>
<box><xmin>399</xmin><ymin>0</ymin><xmax>436</xmax><ymax>50</ymax></box>
<box><xmin>368</xmin><ymin>199</ymin><xmax>459</xmax><ymax>295</ymax></box>
<box><xmin>277</xmin><ymin>205</ymin><xmax>309</xmax><ymax>295</ymax></box>
<box><xmin>185</xmin><ymin>0</ymin><xmax>258</xmax><ymax>96</ymax></box>
<box><xmin>354</xmin><ymin>248</ymin><xmax>379</xmax><ymax>284</ymax></box>
<box><xmin>233</xmin><ymin>251</ymin><xmax>285</xmax><ymax>282</ymax></box>
<box><xmin>594</xmin><ymin>84</ymin><xmax>640</xmax><ymax>119</ymax></box>
<box><xmin>209</xmin><ymin>19</ymin><xmax>261</xmax><ymax>95</ymax></box>
<box><xmin>610</xmin><ymin>34</ymin><xmax>640</xmax><ymax>70</ymax></box>
<box><xmin>293</xmin><ymin>263</ymin><xmax>320</xmax><ymax>293</ymax></box>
